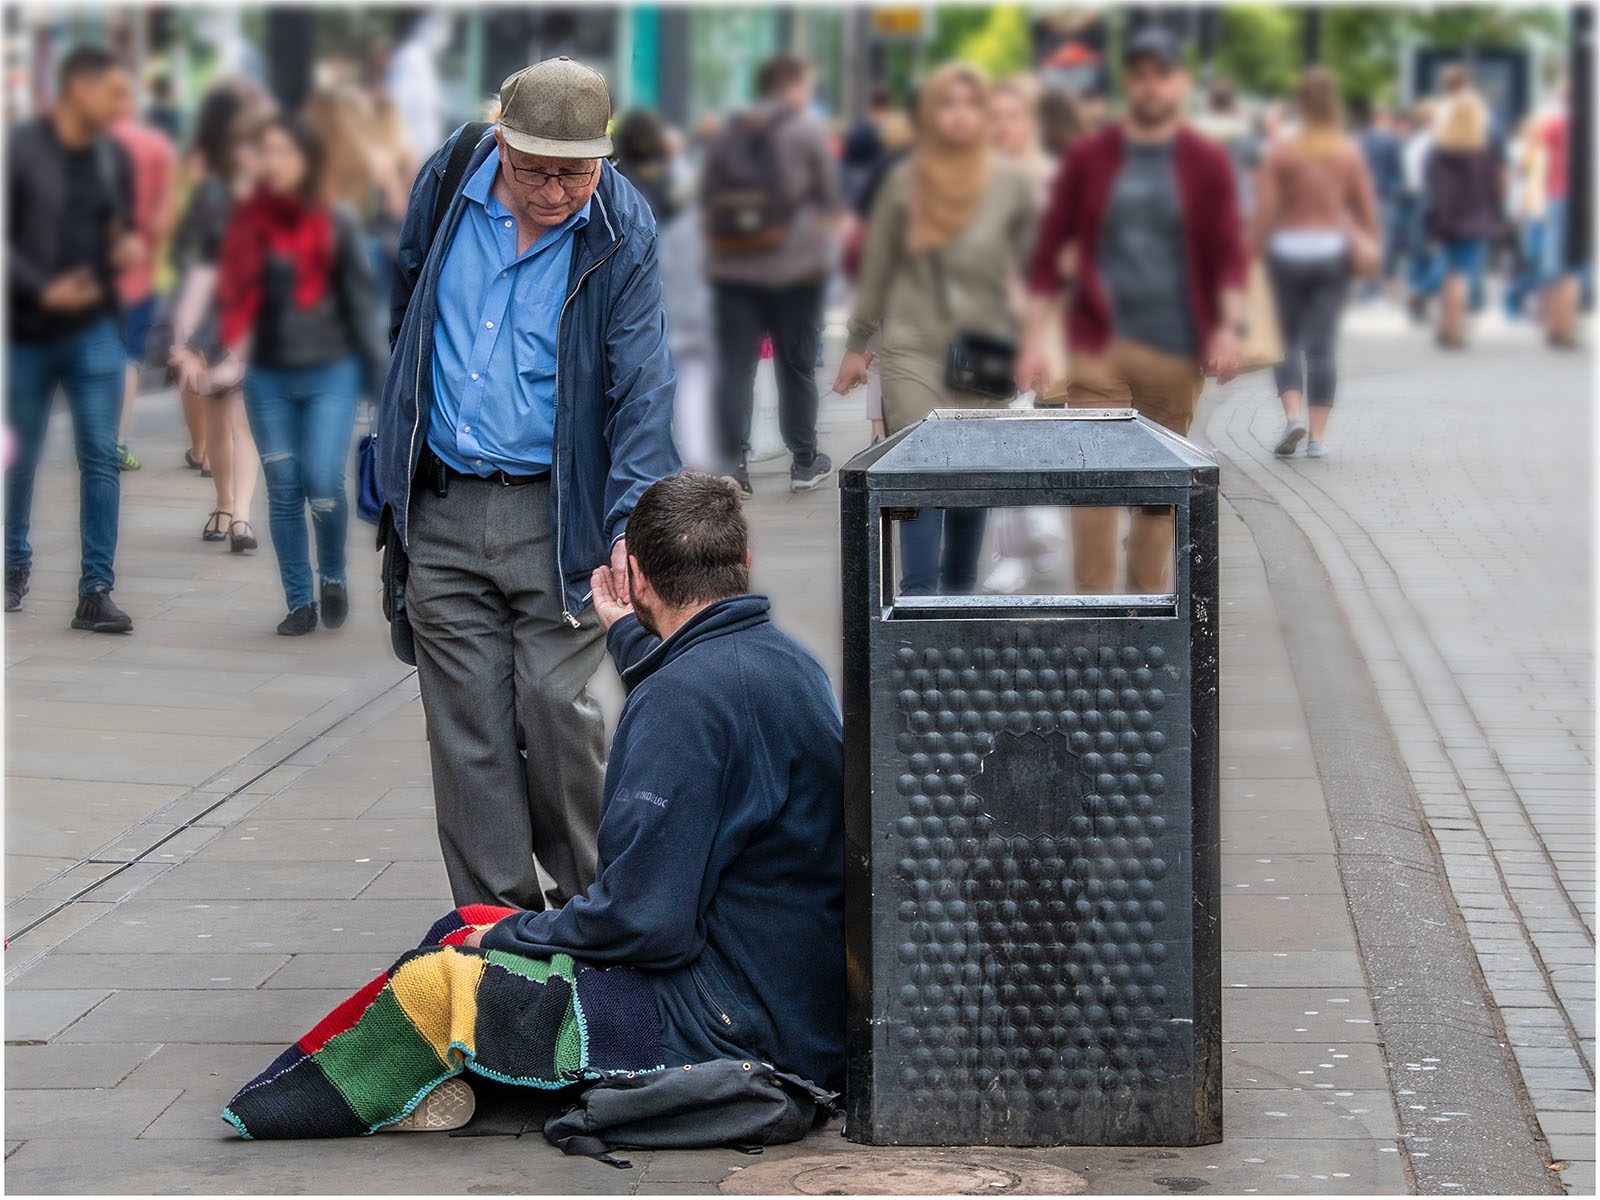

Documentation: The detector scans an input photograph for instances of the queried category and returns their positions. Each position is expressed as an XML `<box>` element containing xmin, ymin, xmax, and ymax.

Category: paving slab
<box><xmin>9</xmin><ymin>951</ymin><xmax>291</xmax><ymax>991</ymax></box>
<box><xmin>52</xmin><ymin>898</ymin><xmax>447</xmax><ymax>957</ymax></box>
<box><xmin>4</xmin><ymin>1042</ymin><xmax>160</xmax><ymax>1089</ymax></box>
<box><xmin>5</xmin><ymin>1087</ymin><xmax>183</xmax><ymax>1139</ymax></box>
<box><xmin>4</xmin><ymin>988</ymin><xmax>112</xmax><ymax>1043</ymax></box>
<box><xmin>130</xmin><ymin>860</ymin><xmax>389</xmax><ymax>901</ymax></box>
<box><xmin>56</xmin><ymin>988</ymin><xmax>353</xmax><ymax>1045</ymax></box>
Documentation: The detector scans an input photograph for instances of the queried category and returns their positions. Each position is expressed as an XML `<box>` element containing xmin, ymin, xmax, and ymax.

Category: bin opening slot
<box><xmin>879</xmin><ymin>503</ymin><xmax>1180</xmax><ymax>618</ymax></box>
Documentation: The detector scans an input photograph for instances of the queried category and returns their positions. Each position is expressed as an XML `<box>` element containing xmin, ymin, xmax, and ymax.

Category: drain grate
<box><xmin>718</xmin><ymin>1151</ymin><xmax>1087</xmax><ymax>1196</ymax></box>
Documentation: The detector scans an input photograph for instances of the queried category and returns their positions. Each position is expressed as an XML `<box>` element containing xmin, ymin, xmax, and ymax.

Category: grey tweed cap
<box><xmin>498</xmin><ymin>56</ymin><xmax>613</xmax><ymax>159</ymax></box>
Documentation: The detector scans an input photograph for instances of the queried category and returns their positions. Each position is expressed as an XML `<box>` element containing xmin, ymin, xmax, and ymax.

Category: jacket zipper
<box><xmin>552</xmin><ymin>232</ymin><xmax>623</xmax><ymax>627</ymax></box>
<box><xmin>690</xmin><ymin>963</ymin><xmax>734</xmax><ymax>1027</ymax></box>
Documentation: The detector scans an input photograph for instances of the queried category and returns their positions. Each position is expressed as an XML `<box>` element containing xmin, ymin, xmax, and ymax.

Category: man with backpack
<box><xmin>701</xmin><ymin>54</ymin><xmax>843</xmax><ymax>495</ymax></box>
<box><xmin>373</xmin><ymin>56</ymin><xmax>677</xmax><ymax>916</ymax></box>
<box><xmin>6</xmin><ymin>45</ymin><xmax>141</xmax><ymax>632</ymax></box>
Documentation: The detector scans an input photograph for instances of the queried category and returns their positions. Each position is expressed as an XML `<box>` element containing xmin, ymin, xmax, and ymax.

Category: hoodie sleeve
<box><xmin>605</xmin><ymin>612</ymin><xmax>661</xmax><ymax>677</ymax></box>
<box><xmin>480</xmin><ymin>682</ymin><xmax>730</xmax><ymax>969</ymax></box>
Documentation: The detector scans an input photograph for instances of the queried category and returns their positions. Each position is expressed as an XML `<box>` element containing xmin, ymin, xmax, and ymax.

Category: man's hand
<box><xmin>39</xmin><ymin>270</ymin><xmax>101</xmax><ymax>313</ymax></box>
<box><xmin>590</xmin><ymin>561</ymin><xmax>633</xmax><ymax>631</ymax></box>
<box><xmin>463</xmin><ymin>926</ymin><xmax>488</xmax><ymax>948</ymax></box>
<box><xmin>1204</xmin><ymin>327</ymin><xmax>1242</xmax><ymax>385</ymax></box>
<box><xmin>833</xmin><ymin>350</ymin><xmax>873</xmax><ymax>395</ymax></box>
<box><xmin>1014</xmin><ymin>335</ymin><xmax>1049</xmax><ymax>397</ymax></box>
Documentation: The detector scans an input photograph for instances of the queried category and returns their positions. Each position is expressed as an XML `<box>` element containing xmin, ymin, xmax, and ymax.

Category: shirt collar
<box><xmin>466</xmin><ymin>147</ymin><xmax>594</xmax><ymax>234</ymax></box>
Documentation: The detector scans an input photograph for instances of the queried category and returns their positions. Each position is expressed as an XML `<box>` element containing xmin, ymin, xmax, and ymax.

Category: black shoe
<box><xmin>228</xmin><ymin>520</ymin><xmax>257</xmax><ymax>553</ymax></box>
<box><xmin>719</xmin><ymin>462</ymin><xmax>753</xmax><ymax>498</ymax></box>
<box><xmin>277</xmin><ymin>604</ymin><xmax>318</xmax><ymax>636</ymax></box>
<box><xmin>320</xmin><ymin>581</ymin><xmax>348</xmax><ymax>630</ymax></box>
<box><xmin>203</xmin><ymin>510</ymin><xmax>231</xmax><ymax>542</ymax></box>
<box><xmin>6</xmin><ymin>566</ymin><xmax>29</xmax><ymax>613</ymax></box>
<box><xmin>789</xmin><ymin>452</ymin><xmax>833</xmax><ymax>492</ymax></box>
<box><xmin>71</xmin><ymin>587</ymin><xmax>133</xmax><ymax>633</ymax></box>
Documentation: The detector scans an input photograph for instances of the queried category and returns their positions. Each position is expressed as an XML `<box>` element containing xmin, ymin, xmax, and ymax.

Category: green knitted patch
<box><xmin>484</xmin><ymin>950</ymin><xmax>577</xmax><ymax>983</ymax></box>
<box><xmin>315</xmin><ymin>987</ymin><xmax>447</xmax><ymax>1126</ymax></box>
<box><xmin>555</xmin><ymin>1004</ymin><xmax>584</xmax><ymax>1074</ymax></box>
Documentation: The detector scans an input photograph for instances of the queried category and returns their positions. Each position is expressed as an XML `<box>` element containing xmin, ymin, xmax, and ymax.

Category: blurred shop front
<box><xmin>4</xmin><ymin>4</ymin><xmax>855</xmax><ymax>134</ymax></box>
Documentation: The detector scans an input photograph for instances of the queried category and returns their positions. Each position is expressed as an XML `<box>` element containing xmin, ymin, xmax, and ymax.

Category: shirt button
<box><xmin>500</xmin><ymin>271</ymin><xmax>508</xmax><ymax>278</ymax></box>
<box><xmin>485</xmin><ymin>320</ymin><xmax>494</xmax><ymax>328</ymax></box>
<box><xmin>504</xmin><ymin>220</ymin><xmax>512</xmax><ymax>228</ymax></box>
<box><xmin>462</xmin><ymin>424</ymin><xmax>471</xmax><ymax>432</ymax></box>
<box><xmin>471</xmin><ymin>372</ymin><xmax>479</xmax><ymax>381</ymax></box>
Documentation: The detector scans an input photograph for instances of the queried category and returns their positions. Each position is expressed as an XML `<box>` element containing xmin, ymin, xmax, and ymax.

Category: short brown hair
<box><xmin>757</xmin><ymin>54</ymin><xmax>811</xmax><ymax>99</ymax></box>
<box><xmin>627</xmin><ymin>473</ymin><xmax>749</xmax><ymax>608</ymax></box>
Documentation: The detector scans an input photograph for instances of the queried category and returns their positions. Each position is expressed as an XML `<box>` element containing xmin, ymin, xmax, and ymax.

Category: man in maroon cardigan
<box><xmin>1017</xmin><ymin>26</ymin><xmax>1247</xmax><ymax>596</ymax></box>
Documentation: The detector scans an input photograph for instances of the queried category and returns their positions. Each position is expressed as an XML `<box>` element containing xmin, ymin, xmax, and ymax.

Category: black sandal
<box><xmin>185</xmin><ymin>449</ymin><xmax>205</xmax><ymax>471</ymax></box>
<box><xmin>229</xmin><ymin>519</ymin><xmax>257</xmax><ymax>553</ymax></box>
<box><xmin>204</xmin><ymin>510</ymin><xmax>231</xmax><ymax>542</ymax></box>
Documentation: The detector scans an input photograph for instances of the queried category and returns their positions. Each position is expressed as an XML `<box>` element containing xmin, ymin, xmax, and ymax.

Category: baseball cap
<box><xmin>498</xmin><ymin>56</ymin><xmax>613</xmax><ymax>159</ymax></box>
<box><xmin>1123</xmin><ymin>26</ymin><xmax>1183</xmax><ymax>71</ymax></box>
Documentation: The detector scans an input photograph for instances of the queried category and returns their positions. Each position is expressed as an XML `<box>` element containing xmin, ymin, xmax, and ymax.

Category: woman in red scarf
<box><xmin>212</xmin><ymin>114</ymin><xmax>382</xmax><ymax>636</ymax></box>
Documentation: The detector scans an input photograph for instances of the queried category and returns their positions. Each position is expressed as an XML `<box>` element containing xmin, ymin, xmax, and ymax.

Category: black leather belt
<box><xmin>418</xmin><ymin>447</ymin><xmax>549</xmax><ymax>496</ymax></box>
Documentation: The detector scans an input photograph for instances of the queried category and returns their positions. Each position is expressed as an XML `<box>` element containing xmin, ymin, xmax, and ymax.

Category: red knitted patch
<box><xmin>297</xmin><ymin>971</ymin><xmax>388</xmax><ymax>1053</ymax></box>
<box><xmin>456</xmin><ymin>904</ymin><xmax>519</xmax><ymax>925</ymax></box>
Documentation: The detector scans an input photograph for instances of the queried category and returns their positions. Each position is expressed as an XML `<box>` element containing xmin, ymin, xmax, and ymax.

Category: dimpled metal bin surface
<box><xmin>839</xmin><ymin>411</ymin><xmax>1221</xmax><ymax>1147</ymax></box>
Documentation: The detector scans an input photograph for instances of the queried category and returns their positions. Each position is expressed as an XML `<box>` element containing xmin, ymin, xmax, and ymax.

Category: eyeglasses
<box><xmin>507</xmin><ymin>161</ymin><xmax>596</xmax><ymax>191</ymax></box>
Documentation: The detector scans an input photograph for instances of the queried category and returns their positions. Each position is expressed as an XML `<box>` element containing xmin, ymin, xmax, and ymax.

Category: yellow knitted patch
<box><xmin>389</xmin><ymin>948</ymin><xmax>486</xmax><ymax>1066</ymax></box>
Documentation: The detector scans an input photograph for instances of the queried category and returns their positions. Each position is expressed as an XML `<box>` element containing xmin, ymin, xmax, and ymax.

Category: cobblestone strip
<box><xmin>1206</xmin><ymin>369</ymin><xmax>1595</xmax><ymax>1193</ymax></box>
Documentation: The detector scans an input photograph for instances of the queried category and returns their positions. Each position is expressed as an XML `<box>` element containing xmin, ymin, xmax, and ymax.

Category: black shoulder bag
<box><xmin>931</xmin><ymin>251</ymin><xmax>1018</xmax><ymax>400</ymax></box>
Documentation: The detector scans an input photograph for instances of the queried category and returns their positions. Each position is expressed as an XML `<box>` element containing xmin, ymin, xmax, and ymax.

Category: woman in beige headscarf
<box><xmin>833</xmin><ymin>62</ymin><xmax>1039</xmax><ymax>596</ymax></box>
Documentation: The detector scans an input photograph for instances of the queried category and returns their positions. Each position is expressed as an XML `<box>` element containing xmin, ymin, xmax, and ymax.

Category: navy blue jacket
<box><xmin>375</xmin><ymin>124</ymin><xmax>679</xmax><ymax>622</ymax></box>
<box><xmin>482</xmin><ymin>596</ymin><xmax>846</xmax><ymax>1089</ymax></box>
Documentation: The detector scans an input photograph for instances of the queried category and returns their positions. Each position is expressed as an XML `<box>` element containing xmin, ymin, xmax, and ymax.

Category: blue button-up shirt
<box><xmin>428</xmin><ymin>149</ymin><xmax>590</xmax><ymax>475</ymax></box>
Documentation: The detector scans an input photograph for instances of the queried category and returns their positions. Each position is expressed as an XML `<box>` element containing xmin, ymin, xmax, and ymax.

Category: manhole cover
<box><xmin>719</xmin><ymin>1151</ymin><xmax>1088</xmax><ymax>1196</ymax></box>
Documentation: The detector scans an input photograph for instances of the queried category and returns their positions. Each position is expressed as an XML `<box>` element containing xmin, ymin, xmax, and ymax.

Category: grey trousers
<box><xmin>405</xmin><ymin>476</ymin><xmax>607</xmax><ymax>911</ymax></box>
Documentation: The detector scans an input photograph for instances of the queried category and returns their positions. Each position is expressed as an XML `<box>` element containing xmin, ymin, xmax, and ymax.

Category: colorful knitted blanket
<box><xmin>222</xmin><ymin>905</ymin><xmax>662</xmax><ymax>1139</ymax></box>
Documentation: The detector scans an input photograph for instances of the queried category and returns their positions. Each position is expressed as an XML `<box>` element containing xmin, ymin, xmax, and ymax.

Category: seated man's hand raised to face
<box><xmin>590</xmin><ymin>558</ymin><xmax>634</xmax><ymax>631</ymax></box>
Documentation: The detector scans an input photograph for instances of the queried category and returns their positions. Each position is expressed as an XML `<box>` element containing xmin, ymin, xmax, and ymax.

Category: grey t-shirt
<box><xmin>1097</xmin><ymin>139</ymin><xmax>1195</xmax><ymax>359</ymax></box>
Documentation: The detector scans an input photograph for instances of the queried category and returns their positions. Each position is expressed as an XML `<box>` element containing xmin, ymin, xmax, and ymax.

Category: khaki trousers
<box><xmin>1062</xmin><ymin>339</ymin><xmax>1203</xmax><ymax>595</ymax></box>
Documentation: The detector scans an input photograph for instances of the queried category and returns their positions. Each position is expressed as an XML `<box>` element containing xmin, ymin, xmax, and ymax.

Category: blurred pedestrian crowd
<box><xmin>4</xmin><ymin>25</ymin><xmax>1588</xmax><ymax>633</ymax></box>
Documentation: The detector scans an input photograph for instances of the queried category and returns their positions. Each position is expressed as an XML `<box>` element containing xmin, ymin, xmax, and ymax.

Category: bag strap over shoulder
<box><xmin>429</xmin><ymin>121</ymin><xmax>492</xmax><ymax>249</ymax></box>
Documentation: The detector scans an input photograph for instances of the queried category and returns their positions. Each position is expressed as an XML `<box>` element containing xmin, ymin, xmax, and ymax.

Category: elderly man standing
<box><xmin>375</xmin><ymin>57</ymin><xmax>678</xmax><ymax>913</ymax></box>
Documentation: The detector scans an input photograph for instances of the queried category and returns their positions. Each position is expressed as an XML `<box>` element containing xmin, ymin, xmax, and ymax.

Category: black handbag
<box><xmin>931</xmin><ymin>251</ymin><xmax>1018</xmax><ymax>400</ymax></box>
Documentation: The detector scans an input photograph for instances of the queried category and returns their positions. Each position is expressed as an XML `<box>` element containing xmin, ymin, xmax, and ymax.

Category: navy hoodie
<box><xmin>481</xmin><ymin>595</ymin><xmax>845</xmax><ymax>1089</ymax></box>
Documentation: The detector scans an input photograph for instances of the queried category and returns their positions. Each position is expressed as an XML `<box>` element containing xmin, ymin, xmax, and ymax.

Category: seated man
<box><xmin>222</xmin><ymin>473</ymin><xmax>843</xmax><ymax>1140</ymax></box>
<box><xmin>467</xmin><ymin>471</ymin><xmax>845</xmax><ymax>1090</ymax></box>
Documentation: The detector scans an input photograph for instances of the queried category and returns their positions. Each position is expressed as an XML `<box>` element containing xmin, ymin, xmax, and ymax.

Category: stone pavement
<box><xmin>1</xmin><ymin>311</ymin><xmax>1583</xmax><ymax>1193</ymax></box>
<box><xmin>1207</xmin><ymin>300</ymin><xmax>1595</xmax><ymax>1194</ymax></box>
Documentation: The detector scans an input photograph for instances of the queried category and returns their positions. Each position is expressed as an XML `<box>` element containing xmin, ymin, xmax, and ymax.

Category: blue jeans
<box><xmin>243</xmin><ymin>357</ymin><xmax>361</xmax><ymax>612</ymax></box>
<box><xmin>6</xmin><ymin>317</ymin><xmax>126</xmax><ymax>593</ymax></box>
<box><xmin>898</xmin><ymin>507</ymin><xmax>989</xmax><ymax>597</ymax></box>
<box><xmin>1505</xmin><ymin>218</ymin><xmax>1547</xmax><ymax>317</ymax></box>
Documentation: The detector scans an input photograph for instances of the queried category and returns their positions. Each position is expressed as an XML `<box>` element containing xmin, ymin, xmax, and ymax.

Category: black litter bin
<box><xmin>839</xmin><ymin>408</ymin><xmax>1221</xmax><ymax>1147</ymax></box>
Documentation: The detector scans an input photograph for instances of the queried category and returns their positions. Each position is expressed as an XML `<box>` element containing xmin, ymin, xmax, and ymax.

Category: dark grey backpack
<box><xmin>544</xmin><ymin>1059</ymin><xmax>839</xmax><ymax>1168</ymax></box>
<box><xmin>701</xmin><ymin>108</ymin><xmax>795</xmax><ymax>255</ymax></box>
